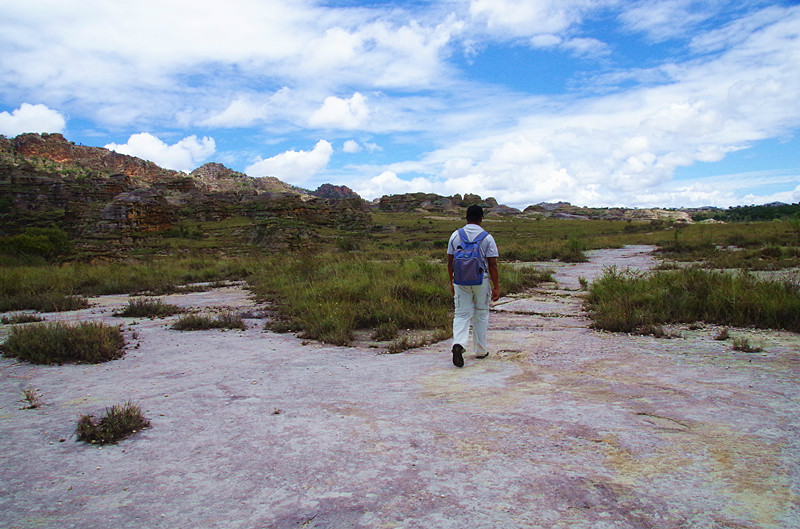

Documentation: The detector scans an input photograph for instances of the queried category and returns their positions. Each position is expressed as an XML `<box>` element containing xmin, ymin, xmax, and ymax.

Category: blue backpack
<box><xmin>452</xmin><ymin>228</ymin><xmax>489</xmax><ymax>286</ymax></box>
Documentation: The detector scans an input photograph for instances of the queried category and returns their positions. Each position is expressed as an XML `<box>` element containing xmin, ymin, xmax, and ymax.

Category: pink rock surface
<box><xmin>1</xmin><ymin>247</ymin><xmax>798</xmax><ymax>528</ymax></box>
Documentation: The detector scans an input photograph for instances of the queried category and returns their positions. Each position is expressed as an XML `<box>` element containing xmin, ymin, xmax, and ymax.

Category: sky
<box><xmin>1</xmin><ymin>0</ymin><xmax>799</xmax><ymax>210</ymax></box>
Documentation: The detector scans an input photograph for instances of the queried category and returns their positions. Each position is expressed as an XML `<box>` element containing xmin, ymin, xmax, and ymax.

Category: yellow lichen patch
<box><xmin>700</xmin><ymin>424</ymin><xmax>795</xmax><ymax>526</ymax></box>
<box><xmin>598</xmin><ymin>423</ymin><xmax>796</xmax><ymax>527</ymax></box>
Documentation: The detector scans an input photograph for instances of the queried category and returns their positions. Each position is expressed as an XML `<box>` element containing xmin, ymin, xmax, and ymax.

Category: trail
<box><xmin>1</xmin><ymin>246</ymin><xmax>798</xmax><ymax>529</ymax></box>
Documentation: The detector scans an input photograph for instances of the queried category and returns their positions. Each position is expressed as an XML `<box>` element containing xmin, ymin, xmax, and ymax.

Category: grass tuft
<box><xmin>21</xmin><ymin>387</ymin><xmax>43</xmax><ymax>409</ymax></box>
<box><xmin>585</xmin><ymin>267</ymin><xmax>800</xmax><ymax>333</ymax></box>
<box><xmin>76</xmin><ymin>401</ymin><xmax>150</xmax><ymax>445</ymax></box>
<box><xmin>113</xmin><ymin>298</ymin><xmax>183</xmax><ymax>318</ymax></box>
<box><xmin>732</xmin><ymin>336</ymin><xmax>763</xmax><ymax>353</ymax></box>
<box><xmin>714</xmin><ymin>328</ymin><xmax>731</xmax><ymax>341</ymax></box>
<box><xmin>171</xmin><ymin>311</ymin><xmax>247</xmax><ymax>331</ymax></box>
<box><xmin>1</xmin><ymin>313</ymin><xmax>44</xmax><ymax>324</ymax></box>
<box><xmin>0</xmin><ymin>321</ymin><xmax>125</xmax><ymax>364</ymax></box>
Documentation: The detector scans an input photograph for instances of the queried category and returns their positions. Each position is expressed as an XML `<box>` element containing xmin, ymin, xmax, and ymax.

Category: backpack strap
<box><xmin>457</xmin><ymin>228</ymin><xmax>488</xmax><ymax>244</ymax></box>
<box><xmin>473</xmin><ymin>230</ymin><xmax>489</xmax><ymax>244</ymax></box>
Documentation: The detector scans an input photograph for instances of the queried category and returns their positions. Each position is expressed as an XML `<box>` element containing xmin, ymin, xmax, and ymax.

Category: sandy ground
<box><xmin>1</xmin><ymin>245</ymin><xmax>798</xmax><ymax>529</ymax></box>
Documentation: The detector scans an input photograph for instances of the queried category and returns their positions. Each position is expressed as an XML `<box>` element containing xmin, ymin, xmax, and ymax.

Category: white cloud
<box><xmin>0</xmin><ymin>103</ymin><xmax>65</xmax><ymax>137</ymax></box>
<box><xmin>561</xmin><ymin>37</ymin><xmax>610</xmax><ymax>58</ymax></box>
<box><xmin>470</xmin><ymin>0</ymin><xmax>579</xmax><ymax>37</ymax></box>
<box><xmin>200</xmin><ymin>97</ymin><xmax>270</xmax><ymax>128</ymax></box>
<box><xmin>0</xmin><ymin>1</ymin><xmax>459</xmax><ymax>129</ymax></box>
<box><xmin>620</xmin><ymin>0</ymin><xmax>717</xmax><ymax>42</ymax></box>
<box><xmin>355</xmin><ymin>171</ymin><xmax>435</xmax><ymax>199</ymax></box>
<box><xmin>105</xmin><ymin>133</ymin><xmax>215</xmax><ymax>172</ymax></box>
<box><xmin>309</xmin><ymin>93</ymin><xmax>370</xmax><ymax>129</ymax></box>
<box><xmin>245</xmin><ymin>140</ymin><xmax>333</xmax><ymax>184</ymax></box>
<box><xmin>343</xmin><ymin>140</ymin><xmax>362</xmax><ymax>153</ymax></box>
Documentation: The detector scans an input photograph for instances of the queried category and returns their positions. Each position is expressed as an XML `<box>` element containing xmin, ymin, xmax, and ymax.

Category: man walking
<box><xmin>447</xmin><ymin>205</ymin><xmax>500</xmax><ymax>367</ymax></box>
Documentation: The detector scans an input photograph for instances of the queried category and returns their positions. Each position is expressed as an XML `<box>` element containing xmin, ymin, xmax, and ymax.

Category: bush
<box><xmin>0</xmin><ymin>321</ymin><xmax>125</xmax><ymax>364</ymax></box>
<box><xmin>0</xmin><ymin>226</ymin><xmax>71</xmax><ymax>262</ymax></box>
<box><xmin>171</xmin><ymin>311</ymin><xmax>246</xmax><ymax>331</ymax></box>
<box><xmin>732</xmin><ymin>336</ymin><xmax>763</xmax><ymax>353</ymax></box>
<box><xmin>557</xmin><ymin>238</ymin><xmax>589</xmax><ymax>263</ymax></box>
<box><xmin>585</xmin><ymin>267</ymin><xmax>800</xmax><ymax>333</ymax></box>
<box><xmin>114</xmin><ymin>298</ymin><xmax>183</xmax><ymax>318</ymax></box>
<box><xmin>0</xmin><ymin>294</ymin><xmax>89</xmax><ymax>313</ymax></box>
<box><xmin>252</xmin><ymin>254</ymin><xmax>552</xmax><ymax>346</ymax></box>
<box><xmin>1</xmin><ymin>312</ymin><xmax>44</xmax><ymax>324</ymax></box>
<box><xmin>714</xmin><ymin>328</ymin><xmax>730</xmax><ymax>341</ymax></box>
<box><xmin>76</xmin><ymin>401</ymin><xmax>150</xmax><ymax>444</ymax></box>
<box><xmin>372</xmin><ymin>322</ymin><xmax>399</xmax><ymax>341</ymax></box>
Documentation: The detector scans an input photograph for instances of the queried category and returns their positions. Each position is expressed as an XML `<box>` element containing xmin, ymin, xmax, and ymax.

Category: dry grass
<box><xmin>0</xmin><ymin>321</ymin><xmax>125</xmax><ymax>364</ymax></box>
<box><xmin>76</xmin><ymin>401</ymin><xmax>150</xmax><ymax>445</ymax></box>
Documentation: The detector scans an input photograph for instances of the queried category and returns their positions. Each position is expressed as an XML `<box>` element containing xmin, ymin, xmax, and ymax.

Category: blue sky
<box><xmin>1</xmin><ymin>0</ymin><xmax>798</xmax><ymax>209</ymax></box>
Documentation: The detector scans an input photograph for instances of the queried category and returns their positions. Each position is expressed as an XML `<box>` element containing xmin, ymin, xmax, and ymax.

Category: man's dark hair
<box><xmin>466</xmin><ymin>205</ymin><xmax>484</xmax><ymax>222</ymax></box>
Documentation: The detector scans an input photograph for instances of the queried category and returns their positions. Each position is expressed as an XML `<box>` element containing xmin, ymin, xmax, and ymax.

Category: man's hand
<box><xmin>488</xmin><ymin>256</ymin><xmax>500</xmax><ymax>302</ymax></box>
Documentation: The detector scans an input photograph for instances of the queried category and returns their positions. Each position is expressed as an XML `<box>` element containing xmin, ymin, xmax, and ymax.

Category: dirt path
<box><xmin>1</xmin><ymin>246</ymin><xmax>798</xmax><ymax>529</ymax></box>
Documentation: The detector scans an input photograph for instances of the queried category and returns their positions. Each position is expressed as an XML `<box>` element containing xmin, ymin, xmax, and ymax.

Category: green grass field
<box><xmin>1</xmin><ymin>212</ymin><xmax>798</xmax><ymax>346</ymax></box>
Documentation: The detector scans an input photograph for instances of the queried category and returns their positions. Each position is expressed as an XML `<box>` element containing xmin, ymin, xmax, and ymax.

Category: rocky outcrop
<box><xmin>313</xmin><ymin>183</ymin><xmax>360</xmax><ymax>200</ymax></box>
<box><xmin>1</xmin><ymin>133</ymin><xmax>369</xmax><ymax>236</ymax></box>
<box><xmin>622</xmin><ymin>209</ymin><xmax>692</xmax><ymax>223</ymax></box>
<box><xmin>486</xmin><ymin>205</ymin><xmax>522</xmax><ymax>216</ymax></box>
<box><xmin>11</xmin><ymin>133</ymin><xmax>181</xmax><ymax>183</ymax></box>
<box><xmin>378</xmin><ymin>192</ymin><xmax>504</xmax><ymax>215</ymax></box>
<box><xmin>99</xmin><ymin>189</ymin><xmax>176</xmax><ymax>232</ymax></box>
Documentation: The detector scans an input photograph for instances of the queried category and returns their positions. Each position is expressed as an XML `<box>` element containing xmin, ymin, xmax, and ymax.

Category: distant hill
<box><xmin>0</xmin><ymin>133</ymin><xmax>369</xmax><ymax>241</ymax></box>
<box><xmin>2</xmin><ymin>133</ymin><xmax>796</xmax><ymax>246</ymax></box>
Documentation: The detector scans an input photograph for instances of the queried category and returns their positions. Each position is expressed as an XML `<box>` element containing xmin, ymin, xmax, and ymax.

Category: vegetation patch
<box><xmin>1</xmin><ymin>312</ymin><xmax>44</xmax><ymax>324</ymax></box>
<box><xmin>171</xmin><ymin>311</ymin><xmax>246</xmax><ymax>331</ymax></box>
<box><xmin>114</xmin><ymin>298</ymin><xmax>183</xmax><ymax>318</ymax></box>
<box><xmin>0</xmin><ymin>257</ymin><xmax>249</xmax><ymax>312</ymax></box>
<box><xmin>585</xmin><ymin>267</ymin><xmax>800</xmax><ymax>333</ymax></box>
<box><xmin>252</xmin><ymin>253</ymin><xmax>551</xmax><ymax>346</ymax></box>
<box><xmin>0</xmin><ymin>321</ymin><xmax>125</xmax><ymax>364</ymax></box>
<box><xmin>0</xmin><ymin>226</ymin><xmax>72</xmax><ymax>264</ymax></box>
<box><xmin>732</xmin><ymin>336</ymin><xmax>764</xmax><ymax>353</ymax></box>
<box><xmin>76</xmin><ymin>401</ymin><xmax>150</xmax><ymax>445</ymax></box>
<box><xmin>0</xmin><ymin>294</ymin><xmax>89</xmax><ymax>314</ymax></box>
<box><xmin>21</xmin><ymin>387</ymin><xmax>43</xmax><ymax>409</ymax></box>
<box><xmin>714</xmin><ymin>328</ymin><xmax>731</xmax><ymax>341</ymax></box>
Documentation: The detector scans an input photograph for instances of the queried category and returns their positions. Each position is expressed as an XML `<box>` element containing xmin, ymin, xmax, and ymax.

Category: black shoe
<box><xmin>476</xmin><ymin>352</ymin><xmax>489</xmax><ymax>359</ymax></box>
<box><xmin>452</xmin><ymin>344</ymin><xmax>465</xmax><ymax>367</ymax></box>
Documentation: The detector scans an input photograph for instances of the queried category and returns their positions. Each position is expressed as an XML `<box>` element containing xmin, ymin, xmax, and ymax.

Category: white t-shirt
<box><xmin>447</xmin><ymin>224</ymin><xmax>499</xmax><ymax>278</ymax></box>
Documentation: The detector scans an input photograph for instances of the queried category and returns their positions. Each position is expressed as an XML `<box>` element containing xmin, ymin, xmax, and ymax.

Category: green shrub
<box><xmin>113</xmin><ymin>298</ymin><xmax>183</xmax><ymax>318</ymax></box>
<box><xmin>714</xmin><ymin>328</ymin><xmax>730</xmax><ymax>341</ymax></box>
<box><xmin>557</xmin><ymin>238</ymin><xmax>589</xmax><ymax>262</ymax></box>
<box><xmin>0</xmin><ymin>257</ymin><xmax>251</xmax><ymax>312</ymax></box>
<box><xmin>372</xmin><ymin>322</ymin><xmax>399</xmax><ymax>341</ymax></box>
<box><xmin>586</xmin><ymin>267</ymin><xmax>800</xmax><ymax>333</ymax></box>
<box><xmin>171</xmin><ymin>311</ymin><xmax>246</xmax><ymax>331</ymax></box>
<box><xmin>732</xmin><ymin>336</ymin><xmax>763</xmax><ymax>353</ymax></box>
<box><xmin>0</xmin><ymin>321</ymin><xmax>125</xmax><ymax>364</ymax></box>
<box><xmin>0</xmin><ymin>226</ymin><xmax>71</xmax><ymax>262</ymax></box>
<box><xmin>501</xmin><ymin>264</ymin><xmax>553</xmax><ymax>294</ymax></box>
<box><xmin>76</xmin><ymin>401</ymin><xmax>150</xmax><ymax>444</ymax></box>
<box><xmin>0</xmin><ymin>226</ymin><xmax>72</xmax><ymax>261</ymax></box>
<box><xmin>252</xmin><ymin>253</ymin><xmax>552</xmax><ymax>346</ymax></box>
<box><xmin>0</xmin><ymin>293</ymin><xmax>89</xmax><ymax>313</ymax></box>
<box><xmin>1</xmin><ymin>312</ymin><xmax>44</xmax><ymax>324</ymax></box>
